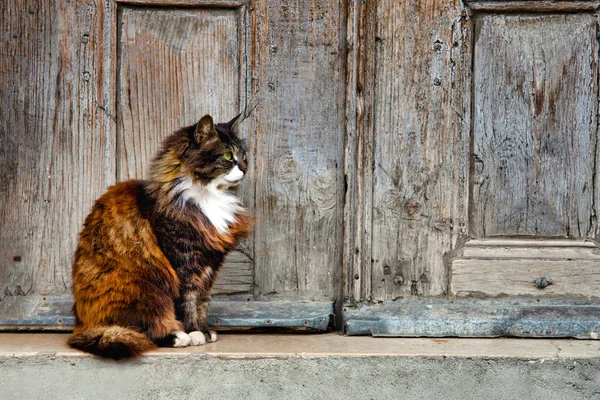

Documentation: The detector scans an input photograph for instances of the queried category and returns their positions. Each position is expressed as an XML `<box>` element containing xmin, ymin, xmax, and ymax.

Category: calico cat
<box><xmin>68</xmin><ymin>114</ymin><xmax>252</xmax><ymax>359</ymax></box>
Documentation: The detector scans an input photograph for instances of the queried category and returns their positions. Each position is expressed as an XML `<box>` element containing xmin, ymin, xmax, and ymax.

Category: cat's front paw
<box><xmin>188</xmin><ymin>330</ymin><xmax>217</xmax><ymax>346</ymax></box>
<box><xmin>172</xmin><ymin>331</ymin><xmax>192</xmax><ymax>347</ymax></box>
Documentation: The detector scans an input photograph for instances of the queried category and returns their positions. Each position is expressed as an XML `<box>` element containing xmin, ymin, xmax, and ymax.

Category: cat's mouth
<box><xmin>223</xmin><ymin>165</ymin><xmax>245</xmax><ymax>184</ymax></box>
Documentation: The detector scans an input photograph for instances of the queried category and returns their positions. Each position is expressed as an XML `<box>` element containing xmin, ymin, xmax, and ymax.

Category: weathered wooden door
<box><xmin>1</xmin><ymin>0</ymin><xmax>344</xmax><ymax>329</ymax></box>
<box><xmin>344</xmin><ymin>0</ymin><xmax>600</xmax><ymax>338</ymax></box>
<box><xmin>3</xmin><ymin>0</ymin><xmax>600</xmax><ymax>338</ymax></box>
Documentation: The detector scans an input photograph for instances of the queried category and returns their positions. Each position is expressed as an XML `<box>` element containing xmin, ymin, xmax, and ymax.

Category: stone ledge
<box><xmin>1</xmin><ymin>332</ymin><xmax>599</xmax><ymax>359</ymax></box>
<box><xmin>1</xmin><ymin>333</ymin><xmax>600</xmax><ymax>400</ymax></box>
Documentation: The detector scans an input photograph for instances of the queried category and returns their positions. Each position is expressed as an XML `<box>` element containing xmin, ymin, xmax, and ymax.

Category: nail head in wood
<box><xmin>534</xmin><ymin>277</ymin><xmax>551</xmax><ymax>289</ymax></box>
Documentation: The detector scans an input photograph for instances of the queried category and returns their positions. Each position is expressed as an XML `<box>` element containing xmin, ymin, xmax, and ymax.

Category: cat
<box><xmin>67</xmin><ymin>114</ymin><xmax>253</xmax><ymax>359</ymax></box>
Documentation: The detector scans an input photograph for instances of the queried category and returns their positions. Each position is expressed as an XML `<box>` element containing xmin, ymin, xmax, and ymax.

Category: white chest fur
<box><xmin>172</xmin><ymin>177</ymin><xmax>242</xmax><ymax>233</ymax></box>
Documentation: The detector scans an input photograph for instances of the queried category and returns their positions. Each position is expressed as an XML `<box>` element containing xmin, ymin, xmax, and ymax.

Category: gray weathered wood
<box><xmin>4</xmin><ymin>0</ymin><xmax>600</xmax><ymax>336</ymax></box>
<box><xmin>0</xmin><ymin>0</ymin><xmax>114</xmax><ymax>321</ymax></box>
<box><xmin>117</xmin><ymin>6</ymin><xmax>253</xmax><ymax>295</ymax></box>
<box><xmin>250</xmin><ymin>0</ymin><xmax>346</xmax><ymax>299</ymax></box>
<box><xmin>466</xmin><ymin>0</ymin><xmax>600</xmax><ymax>11</ymax></box>
<box><xmin>368</xmin><ymin>0</ymin><xmax>469</xmax><ymax>301</ymax></box>
<box><xmin>452</xmin><ymin>239</ymin><xmax>600</xmax><ymax>298</ymax></box>
<box><xmin>116</xmin><ymin>0</ymin><xmax>242</xmax><ymax>6</ymax></box>
<box><xmin>208</xmin><ymin>300</ymin><xmax>333</xmax><ymax>330</ymax></box>
<box><xmin>452</xmin><ymin>259</ymin><xmax>600</xmax><ymax>298</ymax></box>
<box><xmin>211</xmin><ymin>257</ymin><xmax>253</xmax><ymax>295</ymax></box>
<box><xmin>471</xmin><ymin>14</ymin><xmax>598</xmax><ymax>238</ymax></box>
<box><xmin>343</xmin><ymin>0</ymin><xmax>377</xmax><ymax>304</ymax></box>
<box><xmin>461</xmin><ymin>239</ymin><xmax>600</xmax><ymax>259</ymax></box>
<box><xmin>0</xmin><ymin>297</ymin><xmax>333</xmax><ymax>331</ymax></box>
<box><xmin>344</xmin><ymin>300</ymin><xmax>600</xmax><ymax>339</ymax></box>
<box><xmin>117</xmin><ymin>7</ymin><xmax>241</xmax><ymax>179</ymax></box>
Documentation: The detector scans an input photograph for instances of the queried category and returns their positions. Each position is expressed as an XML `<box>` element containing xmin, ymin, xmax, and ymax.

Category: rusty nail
<box><xmin>393</xmin><ymin>274</ymin><xmax>404</xmax><ymax>286</ymax></box>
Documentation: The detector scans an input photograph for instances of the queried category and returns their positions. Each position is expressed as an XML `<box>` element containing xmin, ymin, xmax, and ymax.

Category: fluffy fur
<box><xmin>68</xmin><ymin>114</ymin><xmax>253</xmax><ymax>359</ymax></box>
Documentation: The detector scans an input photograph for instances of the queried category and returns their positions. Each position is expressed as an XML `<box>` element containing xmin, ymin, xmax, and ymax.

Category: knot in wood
<box><xmin>310</xmin><ymin>173</ymin><xmax>337</xmax><ymax>213</ymax></box>
<box><xmin>404</xmin><ymin>199</ymin><xmax>421</xmax><ymax>217</ymax></box>
<box><xmin>276</xmin><ymin>156</ymin><xmax>299</xmax><ymax>182</ymax></box>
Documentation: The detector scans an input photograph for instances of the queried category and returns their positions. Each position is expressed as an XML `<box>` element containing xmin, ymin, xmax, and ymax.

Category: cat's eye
<box><xmin>223</xmin><ymin>152</ymin><xmax>233</xmax><ymax>161</ymax></box>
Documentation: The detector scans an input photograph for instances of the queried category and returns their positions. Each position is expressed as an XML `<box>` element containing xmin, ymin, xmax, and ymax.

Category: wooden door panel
<box><xmin>117</xmin><ymin>6</ymin><xmax>252</xmax><ymax>295</ymax></box>
<box><xmin>117</xmin><ymin>7</ymin><xmax>240</xmax><ymax>180</ymax></box>
<box><xmin>471</xmin><ymin>14</ymin><xmax>598</xmax><ymax>238</ymax></box>
<box><xmin>345</xmin><ymin>2</ymin><xmax>600</xmax><ymax>338</ymax></box>
<box><xmin>1</xmin><ymin>0</ymin><xmax>338</xmax><ymax>328</ymax></box>
<box><xmin>251</xmin><ymin>0</ymin><xmax>346</xmax><ymax>299</ymax></box>
<box><xmin>368</xmin><ymin>0</ymin><xmax>468</xmax><ymax>301</ymax></box>
<box><xmin>6</xmin><ymin>0</ymin><xmax>598</xmax><ymax>337</ymax></box>
<box><xmin>0</xmin><ymin>0</ymin><xmax>113</xmax><ymax>326</ymax></box>
<box><xmin>449</xmin><ymin>13</ymin><xmax>600</xmax><ymax>301</ymax></box>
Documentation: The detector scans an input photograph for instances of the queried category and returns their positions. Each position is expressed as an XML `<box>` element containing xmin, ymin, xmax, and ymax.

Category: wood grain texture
<box><xmin>471</xmin><ymin>14</ymin><xmax>598</xmax><ymax>238</ymax></box>
<box><xmin>117</xmin><ymin>6</ymin><xmax>252</xmax><ymax>295</ymax></box>
<box><xmin>0</xmin><ymin>0</ymin><xmax>113</xmax><ymax>322</ymax></box>
<box><xmin>116</xmin><ymin>0</ymin><xmax>242</xmax><ymax>6</ymax></box>
<box><xmin>461</xmin><ymin>239</ymin><xmax>600</xmax><ymax>259</ymax></box>
<box><xmin>466</xmin><ymin>1</ymin><xmax>600</xmax><ymax>12</ymax></box>
<box><xmin>369</xmin><ymin>0</ymin><xmax>469</xmax><ymax>301</ymax></box>
<box><xmin>117</xmin><ymin>7</ymin><xmax>240</xmax><ymax>179</ymax></box>
<box><xmin>250</xmin><ymin>0</ymin><xmax>346</xmax><ymax>298</ymax></box>
<box><xmin>452</xmin><ymin>238</ymin><xmax>600</xmax><ymax>298</ymax></box>
<box><xmin>452</xmin><ymin>259</ymin><xmax>600</xmax><ymax>299</ymax></box>
<box><xmin>343</xmin><ymin>0</ymin><xmax>377</xmax><ymax>303</ymax></box>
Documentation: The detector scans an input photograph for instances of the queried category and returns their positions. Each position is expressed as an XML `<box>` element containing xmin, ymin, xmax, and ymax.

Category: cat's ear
<box><xmin>194</xmin><ymin>115</ymin><xmax>217</xmax><ymax>143</ymax></box>
<box><xmin>226</xmin><ymin>113</ymin><xmax>242</xmax><ymax>130</ymax></box>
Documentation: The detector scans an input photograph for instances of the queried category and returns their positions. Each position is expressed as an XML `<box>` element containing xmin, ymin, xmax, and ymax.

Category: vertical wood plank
<box><xmin>0</xmin><ymin>1</ymin><xmax>112</xmax><ymax>318</ymax></box>
<box><xmin>369</xmin><ymin>0</ymin><xmax>469</xmax><ymax>301</ymax></box>
<box><xmin>471</xmin><ymin>14</ymin><xmax>598</xmax><ymax>238</ymax></box>
<box><xmin>343</xmin><ymin>0</ymin><xmax>377</xmax><ymax>303</ymax></box>
<box><xmin>251</xmin><ymin>0</ymin><xmax>346</xmax><ymax>299</ymax></box>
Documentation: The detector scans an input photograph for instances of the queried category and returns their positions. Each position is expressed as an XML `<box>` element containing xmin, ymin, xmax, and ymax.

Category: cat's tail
<box><xmin>67</xmin><ymin>326</ymin><xmax>156</xmax><ymax>359</ymax></box>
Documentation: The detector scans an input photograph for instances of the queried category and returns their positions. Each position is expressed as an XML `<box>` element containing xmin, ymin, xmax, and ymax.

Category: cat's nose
<box><xmin>239</xmin><ymin>165</ymin><xmax>247</xmax><ymax>174</ymax></box>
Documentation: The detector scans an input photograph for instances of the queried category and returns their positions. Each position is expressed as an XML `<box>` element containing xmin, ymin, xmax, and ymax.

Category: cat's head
<box><xmin>180</xmin><ymin>114</ymin><xmax>248</xmax><ymax>188</ymax></box>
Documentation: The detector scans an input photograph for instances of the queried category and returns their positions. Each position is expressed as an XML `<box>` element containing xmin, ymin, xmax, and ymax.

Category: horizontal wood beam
<box><xmin>465</xmin><ymin>1</ymin><xmax>600</xmax><ymax>12</ymax></box>
<box><xmin>115</xmin><ymin>0</ymin><xmax>244</xmax><ymax>8</ymax></box>
<box><xmin>344</xmin><ymin>300</ymin><xmax>600</xmax><ymax>339</ymax></box>
<box><xmin>0</xmin><ymin>297</ymin><xmax>334</xmax><ymax>332</ymax></box>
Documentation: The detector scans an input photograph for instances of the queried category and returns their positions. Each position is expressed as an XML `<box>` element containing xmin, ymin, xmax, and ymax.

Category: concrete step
<box><xmin>1</xmin><ymin>333</ymin><xmax>599</xmax><ymax>399</ymax></box>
